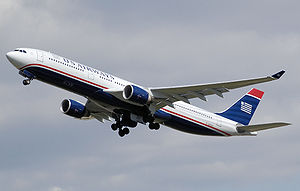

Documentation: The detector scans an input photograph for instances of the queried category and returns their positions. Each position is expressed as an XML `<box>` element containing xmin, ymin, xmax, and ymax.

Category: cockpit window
<box><xmin>14</xmin><ymin>49</ymin><xmax>27</xmax><ymax>53</ymax></box>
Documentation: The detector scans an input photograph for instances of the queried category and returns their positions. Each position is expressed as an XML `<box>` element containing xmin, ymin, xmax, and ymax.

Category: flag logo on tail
<box><xmin>241</xmin><ymin>101</ymin><xmax>252</xmax><ymax>115</ymax></box>
<box><xmin>216</xmin><ymin>88</ymin><xmax>264</xmax><ymax>125</ymax></box>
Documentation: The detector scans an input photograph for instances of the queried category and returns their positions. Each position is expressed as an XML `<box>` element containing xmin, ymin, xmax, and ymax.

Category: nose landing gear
<box><xmin>23</xmin><ymin>79</ymin><xmax>32</xmax><ymax>86</ymax></box>
<box><xmin>19</xmin><ymin>70</ymin><xmax>35</xmax><ymax>86</ymax></box>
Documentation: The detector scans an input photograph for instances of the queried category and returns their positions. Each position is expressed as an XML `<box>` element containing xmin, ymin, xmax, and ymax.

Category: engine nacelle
<box><xmin>123</xmin><ymin>85</ymin><xmax>152</xmax><ymax>105</ymax></box>
<box><xmin>60</xmin><ymin>99</ymin><xmax>88</xmax><ymax>119</ymax></box>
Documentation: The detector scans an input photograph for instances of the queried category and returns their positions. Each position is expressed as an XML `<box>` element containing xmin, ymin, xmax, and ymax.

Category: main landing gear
<box><xmin>111</xmin><ymin>113</ymin><xmax>138</xmax><ymax>137</ymax></box>
<box><xmin>111</xmin><ymin>123</ymin><xmax>130</xmax><ymax>137</ymax></box>
<box><xmin>111</xmin><ymin>121</ymin><xmax>160</xmax><ymax>137</ymax></box>
<box><xmin>111</xmin><ymin>112</ymin><xmax>160</xmax><ymax>137</ymax></box>
<box><xmin>144</xmin><ymin>114</ymin><xmax>160</xmax><ymax>130</ymax></box>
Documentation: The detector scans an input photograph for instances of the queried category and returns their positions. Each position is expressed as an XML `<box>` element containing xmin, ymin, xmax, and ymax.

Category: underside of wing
<box><xmin>85</xmin><ymin>99</ymin><xmax>113</xmax><ymax>123</ymax></box>
<box><xmin>150</xmin><ymin>70</ymin><xmax>285</xmax><ymax>110</ymax></box>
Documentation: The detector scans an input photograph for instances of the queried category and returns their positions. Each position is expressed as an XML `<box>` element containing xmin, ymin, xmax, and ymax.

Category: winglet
<box><xmin>271</xmin><ymin>70</ymin><xmax>285</xmax><ymax>79</ymax></box>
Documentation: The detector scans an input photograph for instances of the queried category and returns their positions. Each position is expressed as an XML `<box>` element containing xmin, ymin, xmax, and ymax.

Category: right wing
<box><xmin>237</xmin><ymin>122</ymin><xmax>291</xmax><ymax>133</ymax></box>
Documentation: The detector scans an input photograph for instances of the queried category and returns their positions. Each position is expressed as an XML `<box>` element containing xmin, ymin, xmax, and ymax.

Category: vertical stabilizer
<box><xmin>216</xmin><ymin>88</ymin><xmax>264</xmax><ymax>125</ymax></box>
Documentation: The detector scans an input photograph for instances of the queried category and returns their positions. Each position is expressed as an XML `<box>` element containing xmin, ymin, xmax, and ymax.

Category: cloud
<box><xmin>49</xmin><ymin>187</ymin><xmax>65</xmax><ymax>191</ymax></box>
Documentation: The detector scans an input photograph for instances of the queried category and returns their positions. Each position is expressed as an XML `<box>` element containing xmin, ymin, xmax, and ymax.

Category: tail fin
<box><xmin>216</xmin><ymin>88</ymin><xmax>264</xmax><ymax>125</ymax></box>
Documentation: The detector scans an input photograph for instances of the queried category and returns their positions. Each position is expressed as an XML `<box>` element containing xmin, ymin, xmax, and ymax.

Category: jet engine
<box><xmin>123</xmin><ymin>85</ymin><xmax>152</xmax><ymax>105</ymax></box>
<box><xmin>60</xmin><ymin>99</ymin><xmax>89</xmax><ymax>119</ymax></box>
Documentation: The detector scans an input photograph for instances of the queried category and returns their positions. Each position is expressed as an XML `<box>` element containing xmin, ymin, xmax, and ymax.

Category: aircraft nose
<box><xmin>6</xmin><ymin>51</ymin><xmax>18</xmax><ymax>64</ymax></box>
<box><xmin>6</xmin><ymin>51</ymin><xmax>15</xmax><ymax>63</ymax></box>
<box><xmin>6</xmin><ymin>51</ymin><xmax>25</xmax><ymax>69</ymax></box>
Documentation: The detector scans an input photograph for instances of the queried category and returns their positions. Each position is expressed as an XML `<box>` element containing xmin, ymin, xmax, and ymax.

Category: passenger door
<box><xmin>36</xmin><ymin>50</ymin><xmax>44</xmax><ymax>62</ymax></box>
<box><xmin>88</xmin><ymin>71</ymin><xmax>94</xmax><ymax>80</ymax></box>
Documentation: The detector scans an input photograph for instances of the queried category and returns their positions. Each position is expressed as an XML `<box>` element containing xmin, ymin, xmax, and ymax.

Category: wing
<box><xmin>85</xmin><ymin>98</ymin><xmax>113</xmax><ymax>123</ymax></box>
<box><xmin>150</xmin><ymin>70</ymin><xmax>285</xmax><ymax>109</ymax></box>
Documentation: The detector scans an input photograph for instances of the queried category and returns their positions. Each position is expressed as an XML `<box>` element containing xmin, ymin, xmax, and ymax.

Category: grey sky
<box><xmin>1</xmin><ymin>0</ymin><xmax>299</xmax><ymax>191</ymax></box>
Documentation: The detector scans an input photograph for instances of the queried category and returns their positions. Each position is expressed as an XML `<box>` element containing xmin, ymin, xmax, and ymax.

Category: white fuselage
<box><xmin>7</xmin><ymin>48</ymin><xmax>251</xmax><ymax>137</ymax></box>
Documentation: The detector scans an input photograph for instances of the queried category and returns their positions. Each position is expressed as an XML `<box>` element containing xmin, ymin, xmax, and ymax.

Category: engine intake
<box><xmin>123</xmin><ymin>85</ymin><xmax>152</xmax><ymax>105</ymax></box>
<box><xmin>60</xmin><ymin>99</ymin><xmax>88</xmax><ymax>119</ymax></box>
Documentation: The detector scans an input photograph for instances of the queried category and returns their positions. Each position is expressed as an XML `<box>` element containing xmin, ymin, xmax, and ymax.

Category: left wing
<box><xmin>150</xmin><ymin>70</ymin><xmax>285</xmax><ymax>109</ymax></box>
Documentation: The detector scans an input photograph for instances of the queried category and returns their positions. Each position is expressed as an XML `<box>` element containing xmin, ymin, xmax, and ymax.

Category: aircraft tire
<box><xmin>149</xmin><ymin>123</ymin><xmax>160</xmax><ymax>130</ymax></box>
<box><xmin>154</xmin><ymin>123</ymin><xmax>160</xmax><ymax>130</ymax></box>
<box><xmin>149</xmin><ymin>123</ymin><xmax>155</xmax><ymax>130</ymax></box>
<box><xmin>123</xmin><ymin>127</ymin><xmax>130</xmax><ymax>135</ymax></box>
<box><xmin>111</xmin><ymin>124</ymin><xmax>118</xmax><ymax>131</ymax></box>
<box><xmin>23</xmin><ymin>79</ymin><xmax>30</xmax><ymax>85</ymax></box>
<box><xmin>118</xmin><ymin>129</ymin><xmax>125</xmax><ymax>137</ymax></box>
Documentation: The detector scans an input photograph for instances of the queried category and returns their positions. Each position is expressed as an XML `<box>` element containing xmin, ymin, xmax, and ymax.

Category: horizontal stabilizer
<box><xmin>237</xmin><ymin>122</ymin><xmax>291</xmax><ymax>133</ymax></box>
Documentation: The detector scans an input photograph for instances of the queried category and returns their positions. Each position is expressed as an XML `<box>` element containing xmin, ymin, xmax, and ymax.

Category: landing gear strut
<box><xmin>111</xmin><ymin>111</ymin><xmax>160</xmax><ymax>137</ymax></box>
<box><xmin>19</xmin><ymin>70</ymin><xmax>35</xmax><ymax>86</ymax></box>
<box><xmin>143</xmin><ymin>113</ymin><xmax>160</xmax><ymax>130</ymax></box>
<box><xmin>111</xmin><ymin>113</ymin><xmax>137</xmax><ymax>137</ymax></box>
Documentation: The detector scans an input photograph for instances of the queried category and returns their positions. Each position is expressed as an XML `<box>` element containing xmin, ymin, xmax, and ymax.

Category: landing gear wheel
<box><xmin>123</xmin><ymin>127</ymin><xmax>130</xmax><ymax>135</ymax></box>
<box><xmin>149</xmin><ymin>123</ymin><xmax>155</xmax><ymax>130</ymax></box>
<box><xmin>111</xmin><ymin>124</ymin><xmax>118</xmax><ymax>131</ymax></box>
<box><xmin>149</xmin><ymin>123</ymin><xmax>160</xmax><ymax>130</ymax></box>
<box><xmin>118</xmin><ymin>129</ymin><xmax>125</xmax><ymax>137</ymax></box>
<box><xmin>154</xmin><ymin>123</ymin><xmax>160</xmax><ymax>130</ymax></box>
<box><xmin>23</xmin><ymin>79</ymin><xmax>31</xmax><ymax>86</ymax></box>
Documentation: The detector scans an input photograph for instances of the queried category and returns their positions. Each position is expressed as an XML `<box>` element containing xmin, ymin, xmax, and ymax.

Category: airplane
<box><xmin>6</xmin><ymin>48</ymin><xmax>290</xmax><ymax>137</ymax></box>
